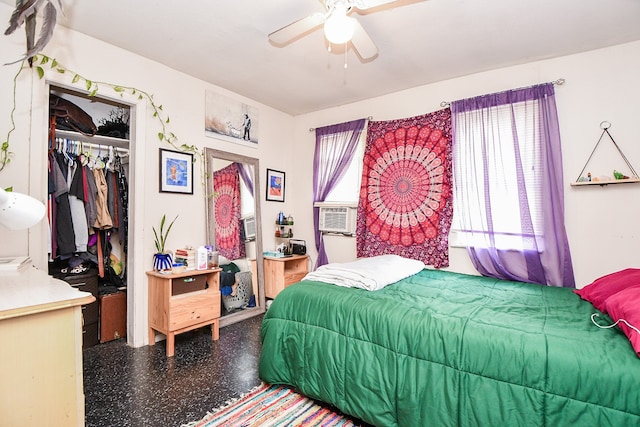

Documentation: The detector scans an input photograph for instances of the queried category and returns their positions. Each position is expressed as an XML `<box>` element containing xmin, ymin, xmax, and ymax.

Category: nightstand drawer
<box><xmin>83</xmin><ymin>321</ymin><xmax>99</xmax><ymax>348</ymax></box>
<box><xmin>64</xmin><ymin>271</ymin><xmax>99</xmax><ymax>291</ymax></box>
<box><xmin>82</xmin><ymin>299</ymin><xmax>99</xmax><ymax>325</ymax></box>
<box><xmin>284</xmin><ymin>272</ymin><xmax>307</xmax><ymax>286</ymax></box>
<box><xmin>169</xmin><ymin>293</ymin><xmax>220</xmax><ymax>330</ymax></box>
<box><xmin>172</xmin><ymin>274</ymin><xmax>207</xmax><ymax>296</ymax></box>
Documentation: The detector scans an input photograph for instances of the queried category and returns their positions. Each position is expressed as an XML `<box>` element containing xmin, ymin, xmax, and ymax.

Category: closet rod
<box><xmin>309</xmin><ymin>116</ymin><xmax>373</xmax><ymax>132</ymax></box>
<box><xmin>55</xmin><ymin>137</ymin><xmax>129</xmax><ymax>156</ymax></box>
<box><xmin>439</xmin><ymin>78</ymin><xmax>566</xmax><ymax>108</ymax></box>
<box><xmin>79</xmin><ymin>141</ymin><xmax>129</xmax><ymax>156</ymax></box>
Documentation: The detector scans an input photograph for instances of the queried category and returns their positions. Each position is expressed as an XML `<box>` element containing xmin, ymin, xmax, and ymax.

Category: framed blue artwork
<box><xmin>159</xmin><ymin>148</ymin><xmax>193</xmax><ymax>194</ymax></box>
<box><xmin>266</xmin><ymin>168</ymin><xmax>285</xmax><ymax>202</ymax></box>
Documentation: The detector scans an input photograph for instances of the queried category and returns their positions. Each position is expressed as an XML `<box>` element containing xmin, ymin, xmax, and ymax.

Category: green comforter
<box><xmin>259</xmin><ymin>269</ymin><xmax>640</xmax><ymax>426</ymax></box>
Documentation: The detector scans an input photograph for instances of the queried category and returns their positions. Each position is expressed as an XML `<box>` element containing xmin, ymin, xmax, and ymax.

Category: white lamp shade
<box><xmin>0</xmin><ymin>188</ymin><xmax>46</xmax><ymax>230</ymax></box>
<box><xmin>324</xmin><ymin>6</ymin><xmax>356</xmax><ymax>44</ymax></box>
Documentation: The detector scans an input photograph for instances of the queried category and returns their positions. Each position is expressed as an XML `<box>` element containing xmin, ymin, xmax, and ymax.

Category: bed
<box><xmin>258</xmin><ymin>257</ymin><xmax>640</xmax><ymax>427</ymax></box>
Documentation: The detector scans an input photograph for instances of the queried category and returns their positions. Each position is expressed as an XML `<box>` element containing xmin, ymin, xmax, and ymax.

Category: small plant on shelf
<box><xmin>152</xmin><ymin>214</ymin><xmax>178</xmax><ymax>271</ymax></box>
<box><xmin>153</xmin><ymin>214</ymin><xmax>178</xmax><ymax>254</ymax></box>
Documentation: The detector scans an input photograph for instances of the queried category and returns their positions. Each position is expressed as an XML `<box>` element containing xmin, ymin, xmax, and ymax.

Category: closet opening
<box><xmin>47</xmin><ymin>86</ymin><xmax>131</xmax><ymax>349</ymax></box>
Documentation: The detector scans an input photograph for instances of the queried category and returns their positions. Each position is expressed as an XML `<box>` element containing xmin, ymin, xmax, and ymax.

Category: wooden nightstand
<box><xmin>262</xmin><ymin>254</ymin><xmax>309</xmax><ymax>298</ymax></box>
<box><xmin>146</xmin><ymin>268</ymin><xmax>221</xmax><ymax>357</ymax></box>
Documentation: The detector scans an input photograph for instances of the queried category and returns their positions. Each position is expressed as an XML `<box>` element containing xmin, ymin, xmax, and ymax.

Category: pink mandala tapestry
<box><xmin>213</xmin><ymin>163</ymin><xmax>246</xmax><ymax>261</ymax></box>
<box><xmin>356</xmin><ymin>109</ymin><xmax>453</xmax><ymax>268</ymax></box>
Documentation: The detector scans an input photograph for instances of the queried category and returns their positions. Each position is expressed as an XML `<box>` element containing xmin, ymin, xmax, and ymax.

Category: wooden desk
<box><xmin>147</xmin><ymin>269</ymin><xmax>221</xmax><ymax>357</ymax></box>
<box><xmin>262</xmin><ymin>254</ymin><xmax>309</xmax><ymax>298</ymax></box>
<box><xmin>0</xmin><ymin>267</ymin><xmax>95</xmax><ymax>427</ymax></box>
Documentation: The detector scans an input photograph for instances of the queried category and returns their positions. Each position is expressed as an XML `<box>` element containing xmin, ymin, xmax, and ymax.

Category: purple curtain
<box><xmin>313</xmin><ymin>118</ymin><xmax>367</xmax><ymax>268</ymax></box>
<box><xmin>237</xmin><ymin>162</ymin><xmax>254</xmax><ymax>196</ymax></box>
<box><xmin>451</xmin><ymin>83</ymin><xmax>575</xmax><ymax>287</ymax></box>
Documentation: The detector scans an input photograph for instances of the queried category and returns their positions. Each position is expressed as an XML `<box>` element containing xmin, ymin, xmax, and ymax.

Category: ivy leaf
<box><xmin>36</xmin><ymin>66</ymin><xmax>44</xmax><ymax>79</ymax></box>
<box><xmin>51</xmin><ymin>59</ymin><xmax>58</xmax><ymax>67</ymax></box>
<box><xmin>158</xmin><ymin>132</ymin><xmax>164</xmax><ymax>141</ymax></box>
<box><xmin>72</xmin><ymin>74</ymin><xmax>80</xmax><ymax>83</ymax></box>
<box><xmin>114</xmin><ymin>86</ymin><xmax>124</xmax><ymax>92</ymax></box>
<box><xmin>85</xmin><ymin>79</ymin><xmax>92</xmax><ymax>91</ymax></box>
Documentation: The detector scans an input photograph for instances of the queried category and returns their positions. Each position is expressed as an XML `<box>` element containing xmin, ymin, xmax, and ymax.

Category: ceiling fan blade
<box><xmin>268</xmin><ymin>12</ymin><xmax>326</xmax><ymax>46</ymax></box>
<box><xmin>350</xmin><ymin>19</ymin><xmax>378</xmax><ymax>60</ymax></box>
<box><xmin>350</xmin><ymin>0</ymin><xmax>398</xmax><ymax>10</ymax></box>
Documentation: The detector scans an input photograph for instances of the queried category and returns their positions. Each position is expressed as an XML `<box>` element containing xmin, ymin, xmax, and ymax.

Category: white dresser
<box><xmin>0</xmin><ymin>267</ymin><xmax>95</xmax><ymax>427</ymax></box>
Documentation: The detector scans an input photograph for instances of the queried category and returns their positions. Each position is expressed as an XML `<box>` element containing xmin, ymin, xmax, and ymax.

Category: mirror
<box><xmin>205</xmin><ymin>148</ymin><xmax>265</xmax><ymax>327</ymax></box>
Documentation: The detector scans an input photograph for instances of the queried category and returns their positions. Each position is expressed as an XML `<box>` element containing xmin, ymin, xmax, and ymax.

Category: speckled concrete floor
<box><xmin>83</xmin><ymin>314</ymin><xmax>264</xmax><ymax>427</ymax></box>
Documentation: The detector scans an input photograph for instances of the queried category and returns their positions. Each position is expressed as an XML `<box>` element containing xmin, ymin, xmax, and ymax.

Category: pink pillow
<box><xmin>602</xmin><ymin>285</ymin><xmax>640</xmax><ymax>356</ymax></box>
<box><xmin>574</xmin><ymin>268</ymin><xmax>640</xmax><ymax>313</ymax></box>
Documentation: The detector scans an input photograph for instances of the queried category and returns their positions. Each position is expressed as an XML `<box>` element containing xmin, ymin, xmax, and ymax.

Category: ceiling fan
<box><xmin>268</xmin><ymin>0</ymin><xmax>402</xmax><ymax>61</ymax></box>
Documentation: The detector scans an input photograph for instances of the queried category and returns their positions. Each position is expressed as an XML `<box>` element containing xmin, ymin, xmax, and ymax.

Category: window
<box><xmin>312</xmin><ymin>118</ymin><xmax>367</xmax><ymax>267</ymax></box>
<box><xmin>450</xmin><ymin>101</ymin><xmax>543</xmax><ymax>251</ymax></box>
<box><xmin>324</xmin><ymin>131</ymin><xmax>366</xmax><ymax>203</ymax></box>
<box><xmin>240</xmin><ymin>178</ymin><xmax>253</xmax><ymax>217</ymax></box>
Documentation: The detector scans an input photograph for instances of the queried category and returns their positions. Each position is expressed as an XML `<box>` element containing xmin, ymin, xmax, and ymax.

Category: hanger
<box><xmin>105</xmin><ymin>146</ymin><xmax>114</xmax><ymax>171</ymax></box>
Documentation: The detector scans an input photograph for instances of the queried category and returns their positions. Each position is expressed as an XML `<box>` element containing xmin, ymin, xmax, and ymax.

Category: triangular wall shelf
<box><xmin>571</xmin><ymin>121</ymin><xmax>640</xmax><ymax>186</ymax></box>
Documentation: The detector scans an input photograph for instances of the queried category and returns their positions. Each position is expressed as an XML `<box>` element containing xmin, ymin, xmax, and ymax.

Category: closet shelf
<box><xmin>570</xmin><ymin>178</ymin><xmax>640</xmax><ymax>187</ymax></box>
<box><xmin>55</xmin><ymin>129</ymin><xmax>129</xmax><ymax>149</ymax></box>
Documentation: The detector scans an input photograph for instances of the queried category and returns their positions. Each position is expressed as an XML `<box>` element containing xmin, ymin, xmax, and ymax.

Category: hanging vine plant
<box><xmin>3</xmin><ymin>4</ymin><xmax>211</xmax><ymax>191</ymax></box>
<box><xmin>0</xmin><ymin>62</ymin><xmax>21</xmax><ymax>172</ymax></box>
<box><xmin>1</xmin><ymin>54</ymin><xmax>204</xmax><ymax>181</ymax></box>
<box><xmin>38</xmin><ymin>54</ymin><xmax>199</xmax><ymax>154</ymax></box>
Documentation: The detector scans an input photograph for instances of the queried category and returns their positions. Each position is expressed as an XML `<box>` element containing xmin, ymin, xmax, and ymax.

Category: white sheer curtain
<box><xmin>451</xmin><ymin>83</ymin><xmax>575</xmax><ymax>287</ymax></box>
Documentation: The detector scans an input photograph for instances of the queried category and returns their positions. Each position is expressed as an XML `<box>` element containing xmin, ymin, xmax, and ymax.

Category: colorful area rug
<box><xmin>183</xmin><ymin>383</ymin><xmax>368</xmax><ymax>427</ymax></box>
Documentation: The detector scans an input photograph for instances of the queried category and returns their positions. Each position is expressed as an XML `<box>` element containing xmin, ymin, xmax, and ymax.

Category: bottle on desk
<box><xmin>196</xmin><ymin>246</ymin><xmax>208</xmax><ymax>270</ymax></box>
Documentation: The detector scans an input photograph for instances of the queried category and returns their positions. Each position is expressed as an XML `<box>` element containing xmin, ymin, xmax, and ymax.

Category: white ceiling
<box><xmin>3</xmin><ymin>0</ymin><xmax>640</xmax><ymax>115</ymax></box>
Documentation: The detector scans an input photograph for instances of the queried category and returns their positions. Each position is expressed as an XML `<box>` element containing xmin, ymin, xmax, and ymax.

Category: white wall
<box><xmin>291</xmin><ymin>41</ymin><xmax>640</xmax><ymax>288</ymax></box>
<box><xmin>0</xmin><ymin>3</ymin><xmax>295</xmax><ymax>347</ymax></box>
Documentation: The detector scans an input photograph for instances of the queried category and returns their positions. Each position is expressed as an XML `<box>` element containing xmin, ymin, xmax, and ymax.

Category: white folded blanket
<box><xmin>303</xmin><ymin>254</ymin><xmax>425</xmax><ymax>291</ymax></box>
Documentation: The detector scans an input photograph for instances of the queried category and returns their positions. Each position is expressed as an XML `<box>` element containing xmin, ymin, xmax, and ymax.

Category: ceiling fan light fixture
<box><xmin>323</xmin><ymin>6</ymin><xmax>356</xmax><ymax>44</ymax></box>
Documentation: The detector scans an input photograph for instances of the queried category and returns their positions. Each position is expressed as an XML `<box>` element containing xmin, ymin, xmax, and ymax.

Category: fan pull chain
<box><xmin>343</xmin><ymin>43</ymin><xmax>349</xmax><ymax>84</ymax></box>
<box><xmin>344</xmin><ymin>43</ymin><xmax>348</xmax><ymax>69</ymax></box>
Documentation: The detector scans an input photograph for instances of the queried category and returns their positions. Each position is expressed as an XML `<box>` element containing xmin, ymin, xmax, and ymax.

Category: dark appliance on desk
<box><xmin>289</xmin><ymin>239</ymin><xmax>306</xmax><ymax>256</ymax></box>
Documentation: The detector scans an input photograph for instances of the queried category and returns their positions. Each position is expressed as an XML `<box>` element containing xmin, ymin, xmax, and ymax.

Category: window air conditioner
<box><xmin>242</xmin><ymin>215</ymin><xmax>256</xmax><ymax>241</ymax></box>
<box><xmin>315</xmin><ymin>203</ymin><xmax>357</xmax><ymax>234</ymax></box>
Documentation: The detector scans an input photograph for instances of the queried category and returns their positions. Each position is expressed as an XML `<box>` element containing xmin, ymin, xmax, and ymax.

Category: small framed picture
<box><xmin>266</xmin><ymin>168</ymin><xmax>285</xmax><ymax>202</ymax></box>
<box><xmin>159</xmin><ymin>148</ymin><xmax>194</xmax><ymax>194</ymax></box>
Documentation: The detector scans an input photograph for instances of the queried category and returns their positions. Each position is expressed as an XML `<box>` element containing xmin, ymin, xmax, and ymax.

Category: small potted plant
<box><xmin>152</xmin><ymin>214</ymin><xmax>178</xmax><ymax>271</ymax></box>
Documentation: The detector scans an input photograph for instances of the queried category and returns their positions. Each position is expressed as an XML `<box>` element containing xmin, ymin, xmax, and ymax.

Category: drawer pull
<box><xmin>183</xmin><ymin>277</ymin><xmax>196</xmax><ymax>283</ymax></box>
